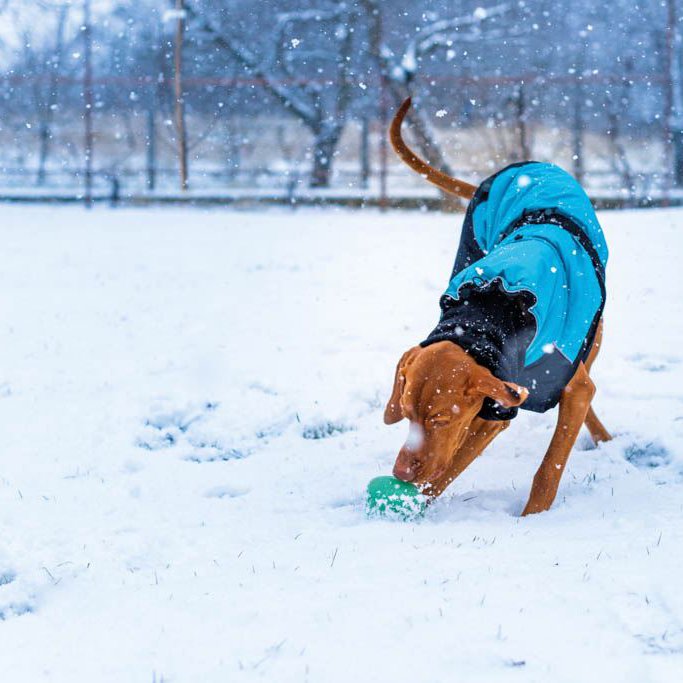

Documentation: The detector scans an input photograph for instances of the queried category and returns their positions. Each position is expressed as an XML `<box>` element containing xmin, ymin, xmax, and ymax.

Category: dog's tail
<box><xmin>389</xmin><ymin>97</ymin><xmax>477</xmax><ymax>200</ymax></box>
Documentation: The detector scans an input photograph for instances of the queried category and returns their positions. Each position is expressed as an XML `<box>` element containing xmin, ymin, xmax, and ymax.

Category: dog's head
<box><xmin>384</xmin><ymin>342</ymin><xmax>528</xmax><ymax>488</ymax></box>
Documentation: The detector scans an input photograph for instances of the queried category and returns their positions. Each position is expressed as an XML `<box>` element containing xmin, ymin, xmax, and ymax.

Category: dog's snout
<box><xmin>393</xmin><ymin>463</ymin><xmax>416</xmax><ymax>482</ymax></box>
<box><xmin>393</xmin><ymin>454</ymin><xmax>417</xmax><ymax>482</ymax></box>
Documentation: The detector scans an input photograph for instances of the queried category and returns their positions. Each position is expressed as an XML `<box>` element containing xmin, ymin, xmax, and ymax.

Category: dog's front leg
<box><xmin>423</xmin><ymin>418</ymin><xmax>510</xmax><ymax>498</ymax></box>
<box><xmin>522</xmin><ymin>363</ymin><xmax>595</xmax><ymax>515</ymax></box>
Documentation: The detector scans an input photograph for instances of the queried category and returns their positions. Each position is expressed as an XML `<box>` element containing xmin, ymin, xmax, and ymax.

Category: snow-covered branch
<box><xmin>398</xmin><ymin>4</ymin><xmax>511</xmax><ymax>82</ymax></box>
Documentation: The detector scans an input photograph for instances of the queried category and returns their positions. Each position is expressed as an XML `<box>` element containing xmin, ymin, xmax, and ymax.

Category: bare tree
<box><xmin>604</xmin><ymin>62</ymin><xmax>637</xmax><ymax>202</ymax></box>
<box><xmin>359</xmin><ymin>1</ymin><xmax>514</xmax><ymax>188</ymax></box>
<box><xmin>169</xmin><ymin>0</ymin><xmax>189</xmax><ymax>191</ymax></box>
<box><xmin>187</xmin><ymin>1</ymin><xmax>358</xmax><ymax>188</ymax></box>
<box><xmin>35</xmin><ymin>4</ymin><xmax>69</xmax><ymax>186</ymax></box>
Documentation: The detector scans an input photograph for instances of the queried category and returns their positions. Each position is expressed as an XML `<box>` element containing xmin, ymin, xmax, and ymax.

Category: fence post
<box><xmin>360</xmin><ymin>116</ymin><xmax>370</xmax><ymax>189</ymax></box>
<box><xmin>379</xmin><ymin>73</ymin><xmax>388</xmax><ymax>210</ymax></box>
<box><xmin>173</xmin><ymin>0</ymin><xmax>189</xmax><ymax>191</ymax></box>
<box><xmin>110</xmin><ymin>175</ymin><xmax>120</xmax><ymax>207</ymax></box>
<box><xmin>146</xmin><ymin>106</ymin><xmax>156</xmax><ymax>191</ymax></box>
<box><xmin>664</xmin><ymin>0</ymin><xmax>677</xmax><ymax>200</ymax></box>
<box><xmin>514</xmin><ymin>82</ymin><xmax>530</xmax><ymax>160</ymax></box>
<box><xmin>83</xmin><ymin>0</ymin><xmax>94</xmax><ymax>208</ymax></box>
<box><xmin>572</xmin><ymin>63</ymin><xmax>585</xmax><ymax>185</ymax></box>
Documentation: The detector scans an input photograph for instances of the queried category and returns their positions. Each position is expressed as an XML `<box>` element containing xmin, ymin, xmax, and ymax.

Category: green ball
<box><xmin>366</xmin><ymin>476</ymin><xmax>426</xmax><ymax>519</ymax></box>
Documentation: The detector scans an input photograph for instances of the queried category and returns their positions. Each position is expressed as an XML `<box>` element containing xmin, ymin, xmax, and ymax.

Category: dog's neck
<box><xmin>421</xmin><ymin>278</ymin><xmax>537</xmax><ymax>420</ymax></box>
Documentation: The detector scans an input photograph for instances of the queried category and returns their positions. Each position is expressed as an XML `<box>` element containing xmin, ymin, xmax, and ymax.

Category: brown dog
<box><xmin>385</xmin><ymin>99</ymin><xmax>612</xmax><ymax>515</ymax></box>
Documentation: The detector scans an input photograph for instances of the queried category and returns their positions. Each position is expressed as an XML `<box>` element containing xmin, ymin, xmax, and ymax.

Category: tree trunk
<box><xmin>572</xmin><ymin>81</ymin><xmax>584</xmax><ymax>185</ymax></box>
<box><xmin>36</xmin><ymin>123</ymin><xmax>50</xmax><ymax>187</ymax></box>
<box><xmin>174</xmin><ymin>0</ymin><xmax>189</xmax><ymax>191</ymax></box>
<box><xmin>669</xmin><ymin>0</ymin><xmax>683</xmax><ymax>187</ymax></box>
<box><xmin>310</xmin><ymin>125</ymin><xmax>341</xmax><ymax>188</ymax></box>
<box><xmin>226</xmin><ymin>118</ymin><xmax>240</xmax><ymax>180</ymax></box>
<box><xmin>360</xmin><ymin>116</ymin><xmax>370</xmax><ymax>189</ymax></box>
<box><xmin>673</xmin><ymin>130</ymin><xmax>683</xmax><ymax>186</ymax></box>
<box><xmin>146</xmin><ymin>106</ymin><xmax>156</xmax><ymax>191</ymax></box>
<box><xmin>83</xmin><ymin>0</ymin><xmax>94</xmax><ymax>208</ymax></box>
<box><xmin>571</xmin><ymin>49</ymin><xmax>585</xmax><ymax>185</ymax></box>
<box><xmin>37</xmin><ymin>5</ymin><xmax>67</xmax><ymax>187</ymax></box>
<box><xmin>514</xmin><ymin>84</ymin><xmax>531</xmax><ymax>160</ymax></box>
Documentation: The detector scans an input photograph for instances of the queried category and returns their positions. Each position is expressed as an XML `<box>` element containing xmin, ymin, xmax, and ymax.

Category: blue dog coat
<box><xmin>422</xmin><ymin>162</ymin><xmax>608</xmax><ymax>420</ymax></box>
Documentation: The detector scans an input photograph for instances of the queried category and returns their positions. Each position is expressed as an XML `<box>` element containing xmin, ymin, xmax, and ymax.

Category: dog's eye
<box><xmin>428</xmin><ymin>415</ymin><xmax>451</xmax><ymax>428</ymax></box>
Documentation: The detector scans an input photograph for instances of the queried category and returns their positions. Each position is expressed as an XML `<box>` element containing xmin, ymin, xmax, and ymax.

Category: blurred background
<box><xmin>1</xmin><ymin>0</ymin><xmax>683</xmax><ymax>208</ymax></box>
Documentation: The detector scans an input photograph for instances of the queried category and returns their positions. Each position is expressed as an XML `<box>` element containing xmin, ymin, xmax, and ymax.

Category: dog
<box><xmin>385</xmin><ymin>97</ymin><xmax>612</xmax><ymax>515</ymax></box>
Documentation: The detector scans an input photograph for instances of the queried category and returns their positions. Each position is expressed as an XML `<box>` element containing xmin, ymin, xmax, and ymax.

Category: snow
<box><xmin>1</xmin><ymin>205</ymin><xmax>682</xmax><ymax>681</ymax></box>
<box><xmin>0</xmin><ymin>0</ymin><xmax>123</xmax><ymax>67</ymax></box>
<box><xmin>162</xmin><ymin>9</ymin><xmax>188</xmax><ymax>23</ymax></box>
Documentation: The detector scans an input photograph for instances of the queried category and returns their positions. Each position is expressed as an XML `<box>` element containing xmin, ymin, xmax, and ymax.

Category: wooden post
<box><xmin>363</xmin><ymin>0</ymin><xmax>388</xmax><ymax>208</ymax></box>
<box><xmin>174</xmin><ymin>0</ymin><xmax>188</xmax><ymax>191</ymax></box>
<box><xmin>667</xmin><ymin>0</ymin><xmax>683</xmax><ymax>187</ymax></box>
<box><xmin>664</xmin><ymin>0</ymin><xmax>676</xmax><ymax>199</ymax></box>
<box><xmin>515</xmin><ymin>82</ymin><xmax>530</xmax><ymax>160</ymax></box>
<box><xmin>83</xmin><ymin>0</ymin><xmax>94</xmax><ymax>208</ymax></box>
<box><xmin>572</xmin><ymin>56</ymin><xmax>585</xmax><ymax>185</ymax></box>
<box><xmin>378</xmin><ymin>60</ymin><xmax>388</xmax><ymax>209</ymax></box>
<box><xmin>37</xmin><ymin>4</ymin><xmax>68</xmax><ymax>187</ymax></box>
<box><xmin>146</xmin><ymin>106</ymin><xmax>156</xmax><ymax>191</ymax></box>
<box><xmin>360</xmin><ymin>116</ymin><xmax>370</xmax><ymax>190</ymax></box>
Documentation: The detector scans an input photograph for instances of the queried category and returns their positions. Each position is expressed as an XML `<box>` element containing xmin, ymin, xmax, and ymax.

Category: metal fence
<box><xmin>0</xmin><ymin>70</ymin><xmax>678</xmax><ymax>208</ymax></box>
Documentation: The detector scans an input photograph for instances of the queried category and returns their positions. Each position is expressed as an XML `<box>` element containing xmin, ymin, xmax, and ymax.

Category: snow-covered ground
<box><xmin>0</xmin><ymin>205</ymin><xmax>682</xmax><ymax>682</ymax></box>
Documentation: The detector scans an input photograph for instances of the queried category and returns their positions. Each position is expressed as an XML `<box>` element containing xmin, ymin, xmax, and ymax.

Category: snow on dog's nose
<box><xmin>404</xmin><ymin>422</ymin><xmax>424</xmax><ymax>451</ymax></box>
<box><xmin>393</xmin><ymin>422</ymin><xmax>424</xmax><ymax>482</ymax></box>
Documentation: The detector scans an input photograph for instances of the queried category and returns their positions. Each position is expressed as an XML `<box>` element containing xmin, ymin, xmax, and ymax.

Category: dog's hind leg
<box><xmin>582</xmin><ymin>319</ymin><xmax>612</xmax><ymax>444</ymax></box>
<box><xmin>585</xmin><ymin>405</ymin><xmax>611</xmax><ymax>444</ymax></box>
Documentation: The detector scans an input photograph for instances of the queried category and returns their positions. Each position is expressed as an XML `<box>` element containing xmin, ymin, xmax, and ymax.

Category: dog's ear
<box><xmin>472</xmin><ymin>368</ymin><xmax>529</xmax><ymax>408</ymax></box>
<box><xmin>384</xmin><ymin>347</ymin><xmax>421</xmax><ymax>425</ymax></box>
